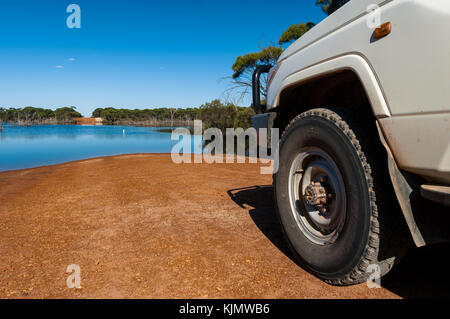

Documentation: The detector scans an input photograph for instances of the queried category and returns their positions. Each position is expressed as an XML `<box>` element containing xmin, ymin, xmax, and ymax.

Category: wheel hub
<box><xmin>304</xmin><ymin>182</ymin><xmax>328</xmax><ymax>207</ymax></box>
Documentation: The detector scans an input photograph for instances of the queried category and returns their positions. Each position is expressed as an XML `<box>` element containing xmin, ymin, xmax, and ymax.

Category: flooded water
<box><xmin>0</xmin><ymin>125</ymin><xmax>197</xmax><ymax>172</ymax></box>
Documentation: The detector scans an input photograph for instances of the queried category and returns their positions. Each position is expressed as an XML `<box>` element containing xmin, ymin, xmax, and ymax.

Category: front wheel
<box><xmin>274</xmin><ymin>108</ymin><xmax>408</xmax><ymax>286</ymax></box>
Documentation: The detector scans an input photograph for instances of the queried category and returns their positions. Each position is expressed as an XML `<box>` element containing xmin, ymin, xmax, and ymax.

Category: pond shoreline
<box><xmin>0</xmin><ymin>153</ymin><xmax>171</xmax><ymax>175</ymax></box>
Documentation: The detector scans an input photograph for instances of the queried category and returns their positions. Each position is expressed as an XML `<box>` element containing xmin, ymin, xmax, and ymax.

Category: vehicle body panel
<box><xmin>379</xmin><ymin>113</ymin><xmax>450</xmax><ymax>183</ymax></box>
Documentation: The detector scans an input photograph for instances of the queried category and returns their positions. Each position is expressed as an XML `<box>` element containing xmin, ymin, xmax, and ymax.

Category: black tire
<box><xmin>274</xmin><ymin>108</ymin><xmax>409</xmax><ymax>286</ymax></box>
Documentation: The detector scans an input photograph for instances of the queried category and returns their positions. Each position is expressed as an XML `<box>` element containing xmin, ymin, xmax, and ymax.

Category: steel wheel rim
<box><xmin>288</xmin><ymin>147</ymin><xmax>347</xmax><ymax>246</ymax></box>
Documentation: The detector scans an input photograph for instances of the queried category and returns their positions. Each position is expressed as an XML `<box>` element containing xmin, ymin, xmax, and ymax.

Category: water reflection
<box><xmin>0</xmin><ymin>125</ymin><xmax>198</xmax><ymax>172</ymax></box>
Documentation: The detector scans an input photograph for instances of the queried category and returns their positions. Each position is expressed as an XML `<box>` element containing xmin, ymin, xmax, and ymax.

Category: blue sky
<box><xmin>0</xmin><ymin>0</ymin><xmax>325</xmax><ymax>116</ymax></box>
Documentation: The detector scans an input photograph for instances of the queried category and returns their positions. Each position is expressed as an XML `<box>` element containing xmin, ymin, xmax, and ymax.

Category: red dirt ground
<box><xmin>0</xmin><ymin>155</ymin><xmax>447</xmax><ymax>299</ymax></box>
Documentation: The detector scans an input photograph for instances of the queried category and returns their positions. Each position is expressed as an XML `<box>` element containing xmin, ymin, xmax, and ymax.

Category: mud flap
<box><xmin>376</xmin><ymin>122</ymin><xmax>426</xmax><ymax>247</ymax></box>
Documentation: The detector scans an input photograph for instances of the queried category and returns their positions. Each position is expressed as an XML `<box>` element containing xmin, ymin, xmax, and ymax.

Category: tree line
<box><xmin>0</xmin><ymin>101</ymin><xmax>255</xmax><ymax>130</ymax></box>
<box><xmin>0</xmin><ymin>107</ymin><xmax>82</xmax><ymax>125</ymax></box>
<box><xmin>91</xmin><ymin>101</ymin><xmax>255</xmax><ymax>130</ymax></box>
<box><xmin>91</xmin><ymin>107</ymin><xmax>199</xmax><ymax>126</ymax></box>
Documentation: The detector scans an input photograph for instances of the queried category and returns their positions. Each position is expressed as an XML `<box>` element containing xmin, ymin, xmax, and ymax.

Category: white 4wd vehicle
<box><xmin>252</xmin><ymin>0</ymin><xmax>450</xmax><ymax>285</ymax></box>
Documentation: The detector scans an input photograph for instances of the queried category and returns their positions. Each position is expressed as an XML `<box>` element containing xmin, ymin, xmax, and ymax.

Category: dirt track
<box><xmin>0</xmin><ymin>154</ymin><xmax>448</xmax><ymax>299</ymax></box>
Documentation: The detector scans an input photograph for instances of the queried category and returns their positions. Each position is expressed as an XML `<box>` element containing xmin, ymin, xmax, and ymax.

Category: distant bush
<box><xmin>92</xmin><ymin>107</ymin><xmax>200</xmax><ymax>126</ymax></box>
<box><xmin>0</xmin><ymin>106</ymin><xmax>82</xmax><ymax>125</ymax></box>
<box><xmin>91</xmin><ymin>101</ymin><xmax>255</xmax><ymax>130</ymax></box>
<box><xmin>0</xmin><ymin>102</ymin><xmax>256</xmax><ymax>129</ymax></box>
<box><xmin>198</xmin><ymin>100</ymin><xmax>255</xmax><ymax>132</ymax></box>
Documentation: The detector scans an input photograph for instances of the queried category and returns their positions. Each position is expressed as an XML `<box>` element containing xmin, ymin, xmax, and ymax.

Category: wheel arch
<box><xmin>270</xmin><ymin>54</ymin><xmax>391</xmax><ymax>132</ymax></box>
